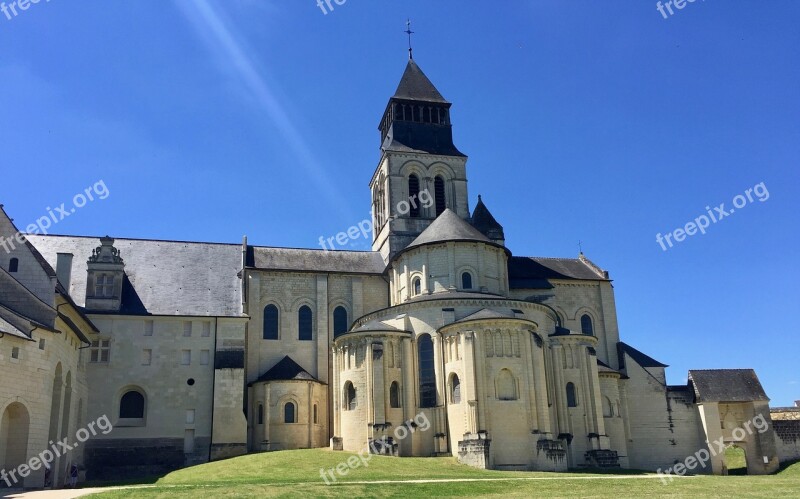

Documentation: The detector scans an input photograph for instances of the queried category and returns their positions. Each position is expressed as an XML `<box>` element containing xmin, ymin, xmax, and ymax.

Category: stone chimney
<box><xmin>56</xmin><ymin>253</ymin><xmax>74</xmax><ymax>292</ymax></box>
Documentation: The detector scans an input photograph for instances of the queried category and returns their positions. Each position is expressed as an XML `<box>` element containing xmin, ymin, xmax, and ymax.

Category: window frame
<box><xmin>298</xmin><ymin>305</ymin><xmax>313</xmax><ymax>341</ymax></box>
<box><xmin>263</xmin><ymin>304</ymin><xmax>279</xmax><ymax>340</ymax></box>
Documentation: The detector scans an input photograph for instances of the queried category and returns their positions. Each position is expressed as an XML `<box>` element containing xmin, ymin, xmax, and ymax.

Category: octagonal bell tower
<box><xmin>370</xmin><ymin>57</ymin><xmax>470</xmax><ymax>262</ymax></box>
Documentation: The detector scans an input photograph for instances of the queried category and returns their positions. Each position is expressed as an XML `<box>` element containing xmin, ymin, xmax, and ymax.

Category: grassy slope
<box><xmin>90</xmin><ymin>449</ymin><xmax>800</xmax><ymax>498</ymax></box>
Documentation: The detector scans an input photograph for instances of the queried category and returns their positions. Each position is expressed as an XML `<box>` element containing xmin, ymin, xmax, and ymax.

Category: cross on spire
<box><xmin>405</xmin><ymin>19</ymin><xmax>414</xmax><ymax>60</ymax></box>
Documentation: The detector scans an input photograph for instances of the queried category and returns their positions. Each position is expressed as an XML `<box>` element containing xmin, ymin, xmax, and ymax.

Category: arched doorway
<box><xmin>1</xmin><ymin>403</ymin><xmax>31</xmax><ymax>484</ymax></box>
<box><xmin>724</xmin><ymin>444</ymin><xmax>747</xmax><ymax>475</ymax></box>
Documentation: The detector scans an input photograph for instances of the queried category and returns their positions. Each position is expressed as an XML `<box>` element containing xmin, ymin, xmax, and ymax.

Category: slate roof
<box><xmin>215</xmin><ymin>350</ymin><xmax>245</xmax><ymax>369</ymax></box>
<box><xmin>248</xmin><ymin>246</ymin><xmax>385</xmax><ymax>275</ymax></box>
<box><xmin>28</xmin><ymin>235</ymin><xmax>244</xmax><ymax>317</ymax></box>
<box><xmin>597</xmin><ymin>359</ymin><xmax>623</xmax><ymax>376</ymax></box>
<box><xmin>405</xmin><ymin>209</ymin><xmax>498</xmax><ymax>253</ymax></box>
<box><xmin>393</xmin><ymin>59</ymin><xmax>449</xmax><ymax>103</ymax></box>
<box><xmin>0</xmin><ymin>314</ymin><xmax>32</xmax><ymax>340</ymax></box>
<box><xmin>470</xmin><ymin>196</ymin><xmax>504</xmax><ymax>241</ymax></box>
<box><xmin>508</xmin><ymin>256</ymin><xmax>608</xmax><ymax>287</ymax></box>
<box><xmin>354</xmin><ymin>320</ymin><xmax>404</xmax><ymax>332</ymax></box>
<box><xmin>0</xmin><ymin>269</ymin><xmax>57</xmax><ymax>331</ymax></box>
<box><xmin>688</xmin><ymin>369</ymin><xmax>769</xmax><ymax>403</ymax></box>
<box><xmin>455</xmin><ymin>308</ymin><xmax>516</xmax><ymax>324</ymax></box>
<box><xmin>252</xmin><ymin>356</ymin><xmax>321</xmax><ymax>384</ymax></box>
<box><xmin>618</xmin><ymin>342</ymin><xmax>668</xmax><ymax>368</ymax></box>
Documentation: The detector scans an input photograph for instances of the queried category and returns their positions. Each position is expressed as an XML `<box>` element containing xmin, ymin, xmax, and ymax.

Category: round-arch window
<box><xmin>412</xmin><ymin>278</ymin><xmax>421</xmax><ymax>296</ymax></box>
<box><xmin>580</xmin><ymin>315</ymin><xmax>594</xmax><ymax>336</ymax></box>
<box><xmin>461</xmin><ymin>272</ymin><xmax>473</xmax><ymax>290</ymax></box>
<box><xmin>119</xmin><ymin>391</ymin><xmax>145</xmax><ymax>419</ymax></box>
<box><xmin>344</xmin><ymin>382</ymin><xmax>357</xmax><ymax>411</ymax></box>
<box><xmin>284</xmin><ymin>402</ymin><xmax>296</xmax><ymax>423</ymax></box>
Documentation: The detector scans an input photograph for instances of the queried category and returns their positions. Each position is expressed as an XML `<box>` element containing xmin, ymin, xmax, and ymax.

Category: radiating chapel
<box><xmin>2</xmin><ymin>55</ymin><xmax>799</xmax><ymax>488</ymax></box>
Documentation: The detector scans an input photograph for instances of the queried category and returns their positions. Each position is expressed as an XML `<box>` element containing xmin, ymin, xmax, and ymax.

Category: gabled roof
<box><xmin>28</xmin><ymin>235</ymin><xmax>244</xmax><ymax>317</ymax></box>
<box><xmin>508</xmin><ymin>256</ymin><xmax>608</xmax><ymax>286</ymax></box>
<box><xmin>688</xmin><ymin>369</ymin><xmax>769</xmax><ymax>403</ymax></box>
<box><xmin>470</xmin><ymin>196</ymin><xmax>504</xmax><ymax>241</ymax></box>
<box><xmin>248</xmin><ymin>246</ymin><xmax>385</xmax><ymax>275</ymax></box>
<box><xmin>618</xmin><ymin>342</ymin><xmax>668</xmax><ymax>369</ymax></box>
<box><xmin>404</xmin><ymin>209</ymin><xmax>494</xmax><ymax>253</ymax></box>
<box><xmin>253</xmin><ymin>356</ymin><xmax>321</xmax><ymax>384</ymax></box>
<box><xmin>392</xmin><ymin>59</ymin><xmax>449</xmax><ymax>103</ymax></box>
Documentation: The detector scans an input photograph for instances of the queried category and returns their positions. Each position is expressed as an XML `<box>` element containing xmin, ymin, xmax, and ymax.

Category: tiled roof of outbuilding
<box><xmin>688</xmin><ymin>369</ymin><xmax>769</xmax><ymax>403</ymax></box>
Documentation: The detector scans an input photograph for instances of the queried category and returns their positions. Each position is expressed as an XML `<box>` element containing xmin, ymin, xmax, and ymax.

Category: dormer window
<box><xmin>95</xmin><ymin>274</ymin><xmax>115</xmax><ymax>297</ymax></box>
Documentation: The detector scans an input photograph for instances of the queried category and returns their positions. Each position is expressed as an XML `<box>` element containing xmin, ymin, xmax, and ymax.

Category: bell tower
<box><xmin>370</xmin><ymin>56</ymin><xmax>470</xmax><ymax>261</ymax></box>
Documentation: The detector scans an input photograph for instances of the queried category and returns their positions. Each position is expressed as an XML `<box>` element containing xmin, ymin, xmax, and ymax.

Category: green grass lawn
<box><xmin>88</xmin><ymin>449</ymin><xmax>800</xmax><ymax>498</ymax></box>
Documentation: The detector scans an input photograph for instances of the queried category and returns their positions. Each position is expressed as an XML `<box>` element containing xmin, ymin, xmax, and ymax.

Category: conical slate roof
<box><xmin>470</xmin><ymin>195</ymin><xmax>505</xmax><ymax>241</ymax></box>
<box><xmin>454</xmin><ymin>308</ymin><xmax>516</xmax><ymax>324</ymax></box>
<box><xmin>393</xmin><ymin>59</ymin><xmax>449</xmax><ymax>103</ymax></box>
<box><xmin>405</xmin><ymin>209</ymin><xmax>491</xmax><ymax>252</ymax></box>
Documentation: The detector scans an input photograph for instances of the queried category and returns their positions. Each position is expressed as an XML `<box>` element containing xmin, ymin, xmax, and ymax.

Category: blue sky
<box><xmin>1</xmin><ymin>1</ymin><xmax>798</xmax><ymax>405</ymax></box>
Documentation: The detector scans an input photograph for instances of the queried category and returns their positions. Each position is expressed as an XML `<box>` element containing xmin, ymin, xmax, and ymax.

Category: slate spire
<box><xmin>470</xmin><ymin>195</ymin><xmax>505</xmax><ymax>244</ymax></box>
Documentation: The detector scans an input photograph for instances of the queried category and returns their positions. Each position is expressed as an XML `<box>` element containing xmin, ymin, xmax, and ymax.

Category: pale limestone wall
<box><xmin>371</xmin><ymin>152</ymin><xmax>470</xmax><ymax>259</ymax></box>
<box><xmin>84</xmin><ymin>316</ymin><xmax>215</xmax><ymax>456</ymax></box>
<box><xmin>621</xmin><ymin>359</ymin><xmax>707</xmax><ymax>471</ymax></box>
<box><xmin>598</xmin><ymin>376</ymin><xmax>629</xmax><ymax>467</ymax></box>
<box><xmin>245</xmin><ymin>271</ymin><xmax>388</xmax><ymax>387</ymax></box>
<box><xmin>510</xmin><ymin>280</ymin><xmax>619</xmax><ymax>368</ymax></box>
<box><xmin>391</xmin><ymin>242</ymin><xmax>508</xmax><ymax>304</ymax></box>
<box><xmin>210</xmin><ymin>318</ymin><xmax>247</xmax><ymax>458</ymax></box>
<box><xmin>0</xmin><ymin>319</ymin><xmax>87</xmax><ymax>488</ymax></box>
<box><xmin>250</xmin><ymin>381</ymin><xmax>327</xmax><ymax>451</ymax></box>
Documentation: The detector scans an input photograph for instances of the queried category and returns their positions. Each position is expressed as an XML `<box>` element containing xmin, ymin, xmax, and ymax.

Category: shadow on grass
<box><xmin>83</xmin><ymin>474</ymin><xmax>163</xmax><ymax>488</ymax></box>
<box><xmin>566</xmin><ymin>467</ymin><xmax>650</xmax><ymax>475</ymax></box>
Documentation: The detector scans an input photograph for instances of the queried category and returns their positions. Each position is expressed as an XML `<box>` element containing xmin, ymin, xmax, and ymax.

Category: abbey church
<box><xmin>2</xmin><ymin>56</ymin><xmax>798</xmax><ymax>488</ymax></box>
